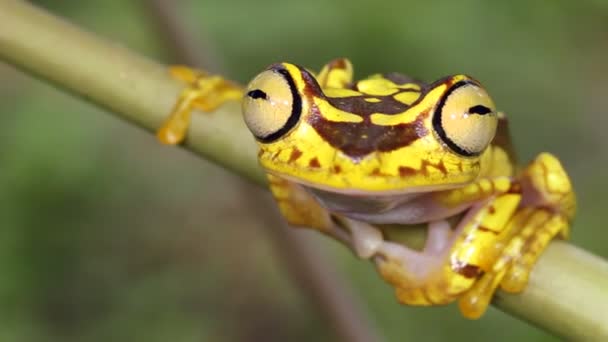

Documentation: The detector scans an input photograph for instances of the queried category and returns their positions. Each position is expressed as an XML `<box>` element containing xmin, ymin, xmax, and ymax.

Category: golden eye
<box><xmin>242</xmin><ymin>67</ymin><xmax>301</xmax><ymax>142</ymax></box>
<box><xmin>433</xmin><ymin>79</ymin><xmax>498</xmax><ymax>156</ymax></box>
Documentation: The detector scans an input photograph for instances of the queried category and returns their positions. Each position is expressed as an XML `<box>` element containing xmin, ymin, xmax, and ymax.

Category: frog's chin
<box><xmin>267</xmin><ymin>170</ymin><xmax>468</xmax><ymax>197</ymax></box>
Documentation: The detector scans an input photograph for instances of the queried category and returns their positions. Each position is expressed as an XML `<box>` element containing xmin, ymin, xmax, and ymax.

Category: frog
<box><xmin>157</xmin><ymin>59</ymin><xmax>576</xmax><ymax>319</ymax></box>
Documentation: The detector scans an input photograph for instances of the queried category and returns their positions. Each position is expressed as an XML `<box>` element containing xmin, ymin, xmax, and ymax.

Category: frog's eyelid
<box><xmin>433</xmin><ymin>80</ymin><xmax>496</xmax><ymax>157</ymax></box>
<box><xmin>433</xmin><ymin>80</ymin><xmax>475</xmax><ymax>156</ymax></box>
<box><xmin>256</xmin><ymin>68</ymin><xmax>302</xmax><ymax>143</ymax></box>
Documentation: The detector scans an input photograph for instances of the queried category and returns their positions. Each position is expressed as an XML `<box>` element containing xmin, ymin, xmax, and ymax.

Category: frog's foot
<box><xmin>333</xmin><ymin>216</ymin><xmax>384</xmax><ymax>259</ymax></box>
<box><xmin>457</xmin><ymin>209</ymin><xmax>567</xmax><ymax>317</ymax></box>
<box><xmin>500</xmin><ymin>153</ymin><xmax>574</xmax><ymax>292</ymax></box>
<box><xmin>157</xmin><ymin>66</ymin><xmax>243</xmax><ymax>145</ymax></box>
<box><xmin>266</xmin><ymin>174</ymin><xmax>338</xmax><ymax>236</ymax></box>
<box><xmin>368</xmin><ymin>220</ymin><xmax>470</xmax><ymax>306</ymax></box>
<box><xmin>520</xmin><ymin>152</ymin><xmax>575</xmax><ymax>228</ymax></box>
<box><xmin>459</xmin><ymin>153</ymin><xmax>575</xmax><ymax>318</ymax></box>
<box><xmin>501</xmin><ymin>211</ymin><xmax>568</xmax><ymax>292</ymax></box>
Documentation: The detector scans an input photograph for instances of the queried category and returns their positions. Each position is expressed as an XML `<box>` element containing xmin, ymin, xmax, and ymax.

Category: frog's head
<box><xmin>242</xmin><ymin>62</ymin><xmax>499</xmax><ymax>194</ymax></box>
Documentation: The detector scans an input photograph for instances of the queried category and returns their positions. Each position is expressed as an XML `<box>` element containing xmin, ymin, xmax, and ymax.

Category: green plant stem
<box><xmin>0</xmin><ymin>1</ymin><xmax>606</xmax><ymax>340</ymax></box>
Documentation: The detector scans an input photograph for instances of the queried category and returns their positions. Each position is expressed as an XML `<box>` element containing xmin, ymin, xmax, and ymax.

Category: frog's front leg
<box><xmin>459</xmin><ymin>153</ymin><xmax>574</xmax><ymax>318</ymax></box>
<box><xmin>157</xmin><ymin>66</ymin><xmax>243</xmax><ymax>145</ymax></box>
<box><xmin>267</xmin><ymin>174</ymin><xmax>384</xmax><ymax>258</ymax></box>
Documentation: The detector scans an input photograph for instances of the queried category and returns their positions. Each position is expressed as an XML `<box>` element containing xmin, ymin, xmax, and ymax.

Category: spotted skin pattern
<box><xmin>157</xmin><ymin>58</ymin><xmax>575</xmax><ymax>319</ymax></box>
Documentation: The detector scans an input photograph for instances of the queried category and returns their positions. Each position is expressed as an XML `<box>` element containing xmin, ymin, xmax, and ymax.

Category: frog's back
<box><xmin>323</xmin><ymin>72</ymin><xmax>426</xmax><ymax>115</ymax></box>
<box><xmin>322</xmin><ymin>72</ymin><xmax>517</xmax><ymax>179</ymax></box>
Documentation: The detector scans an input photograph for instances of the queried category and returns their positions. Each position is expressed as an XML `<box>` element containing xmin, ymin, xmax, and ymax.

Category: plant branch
<box><xmin>0</xmin><ymin>1</ymin><xmax>607</xmax><ymax>340</ymax></box>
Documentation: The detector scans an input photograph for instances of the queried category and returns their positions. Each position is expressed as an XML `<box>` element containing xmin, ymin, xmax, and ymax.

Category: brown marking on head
<box><xmin>271</xmin><ymin>149</ymin><xmax>282</xmax><ymax>161</ymax></box>
<box><xmin>333</xmin><ymin>165</ymin><xmax>342</xmax><ymax>173</ymax></box>
<box><xmin>294</xmin><ymin>65</ymin><xmax>442</xmax><ymax>160</ymax></box>
<box><xmin>488</xmin><ymin>205</ymin><xmax>496</xmax><ymax>214</ymax></box>
<box><xmin>329</xmin><ymin>59</ymin><xmax>347</xmax><ymax>69</ymax></box>
<box><xmin>308</xmin><ymin>108</ymin><xmax>430</xmax><ymax>160</ymax></box>
<box><xmin>426</xmin><ymin>160</ymin><xmax>448</xmax><ymax>177</ymax></box>
<box><xmin>456</xmin><ymin>162</ymin><xmax>464</xmax><ymax>172</ymax></box>
<box><xmin>370</xmin><ymin>168</ymin><xmax>392</xmax><ymax>177</ymax></box>
<box><xmin>398</xmin><ymin>166</ymin><xmax>418</xmax><ymax>178</ymax></box>
<box><xmin>435</xmin><ymin>160</ymin><xmax>448</xmax><ymax>175</ymax></box>
<box><xmin>309</xmin><ymin>157</ymin><xmax>321</xmax><ymax>168</ymax></box>
<box><xmin>508</xmin><ymin>181</ymin><xmax>522</xmax><ymax>194</ymax></box>
<box><xmin>452</xmin><ymin>262</ymin><xmax>482</xmax><ymax>279</ymax></box>
<box><xmin>477</xmin><ymin>225</ymin><xmax>498</xmax><ymax>235</ymax></box>
<box><xmin>288</xmin><ymin>148</ymin><xmax>303</xmax><ymax>163</ymax></box>
<box><xmin>299</xmin><ymin>68</ymin><xmax>324</xmax><ymax>98</ymax></box>
<box><xmin>326</xmin><ymin>91</ymin><xmax>417</xmax><ymax>116</ymax></box>
<box><xmin>397</xmin><ymin>159</ymin><xmax>451</xmax><ymax>179</ymax></box>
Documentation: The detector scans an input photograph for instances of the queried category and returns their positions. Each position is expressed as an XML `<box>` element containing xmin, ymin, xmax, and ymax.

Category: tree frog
<box><xmin>157</xmin><ymin>59</ymin><xmax>575</xmax><ymax>319</ymax></box>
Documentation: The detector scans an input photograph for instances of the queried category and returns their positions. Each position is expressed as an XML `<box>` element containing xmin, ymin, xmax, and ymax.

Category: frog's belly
<box><xmin>307</xmin><ymin>187</ymin><xmax>471</xmax><ymax>225</ymax></box>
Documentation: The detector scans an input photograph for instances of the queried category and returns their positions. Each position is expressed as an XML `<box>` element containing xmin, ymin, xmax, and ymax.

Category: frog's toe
<box><xmin>335</xmin><ymin>216</ymin><xmax>384</xmax><ymax>259</ymax></box>
<box><xmin>458</xmin><ymin>269</ymin><xmax>505</xmax><ymax>319</ymax></box>
<box><xmin>375</xmin><ymin>241</ymin><xmax>438</xmax><ymax>302</ymax></box>
<box><xmin>424</xmin><ymin>220</ymin><xmax>452</xmax><ymax>255</ymax></box>
<box><xmin>501</xmin><ymin>213</ymin><xmax>568</xmax><ymax>293</ymax></box>
<box><xmin>374</xmin><ymin>240</ymin><xmax>465</xmax><ymax>306</ymax></box>
<box><xmin>169</xmin><ymin>65</ymin><xmax>207</xmax><ymax>84</ymax></box>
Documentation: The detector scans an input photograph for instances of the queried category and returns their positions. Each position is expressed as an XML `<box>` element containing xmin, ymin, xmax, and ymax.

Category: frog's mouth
<box><xmin>259</xmin><ymin>142</ymin><xmax>481</xmax><ymax>195</ymax></box>
<box><xmin>267</xmin><ymin>169</ymin><xmax>468</xmax><ymax>196</ymax></box>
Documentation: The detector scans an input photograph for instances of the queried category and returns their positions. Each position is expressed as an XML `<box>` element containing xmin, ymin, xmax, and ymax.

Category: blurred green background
<box><xmin>1</xmin><ymin>0</ymin><xmax>607</xmax><ymax>341</ymax></box>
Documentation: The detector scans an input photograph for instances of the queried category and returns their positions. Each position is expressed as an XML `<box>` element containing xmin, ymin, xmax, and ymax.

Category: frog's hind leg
<box><xmin>268</xmin><ymin>174</ymin><xmax>387</xmax><ymax>259</ymax></box>
<box><xmin>316</xmin><ymin>58</ymin><xmax>354</xmax><ymax>89</ymax></box>
<box><xmin>266</xmin><ymin>174</ymin><xmax>358</xmax><ymax>246</ymax></box>
<box><xmin>157</xmin><ymin>66</ymin><xmax>243</xmax><ymax>145</ymax></box>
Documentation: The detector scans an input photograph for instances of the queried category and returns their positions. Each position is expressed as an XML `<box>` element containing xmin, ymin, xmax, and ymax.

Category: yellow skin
<box><xmin>157</xmin><ymin>59</ymin><xmax>576</xmax><ymax>319</ymax></box>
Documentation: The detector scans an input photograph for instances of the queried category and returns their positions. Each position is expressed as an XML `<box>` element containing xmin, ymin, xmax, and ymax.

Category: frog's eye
<box><xmin>432</xmin><ymin>80</ymin><xmax>498</xmax><ymax>156</ymax></box>
<box><xmin>242</xmin><ymin>68</ymin><xmax>302</xmax><ymax>143</ymax></box>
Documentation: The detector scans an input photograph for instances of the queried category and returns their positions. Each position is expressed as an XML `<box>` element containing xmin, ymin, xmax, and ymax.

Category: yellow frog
<box><xmin>157</xmin><ymin>59</ymin><xmax>576</xmax><ymax>319</ymax></box>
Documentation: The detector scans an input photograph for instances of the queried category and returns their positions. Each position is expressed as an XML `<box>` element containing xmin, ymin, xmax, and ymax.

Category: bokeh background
<box><xmin>1</xmin><ymin>0</ymin><xmax>607</xmax><ymax>341</ymax></box>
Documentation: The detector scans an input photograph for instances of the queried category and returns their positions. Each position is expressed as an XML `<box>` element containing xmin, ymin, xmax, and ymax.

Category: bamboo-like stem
<box><xmin>0</xmin><ymin>1</ymin><xmax>606</xmax><ymax>340</ymax></box>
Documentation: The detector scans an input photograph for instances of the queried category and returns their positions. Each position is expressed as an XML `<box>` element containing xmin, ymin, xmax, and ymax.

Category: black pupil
<box><xmin>468</xmin><ymin>105</ymin><xmax>492</xmax><ymax>115</ymax></box>
<box><xmin>247</xmin><ymin>89</ymin><xmax>268</xmax><ymax>100</ymax></box>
